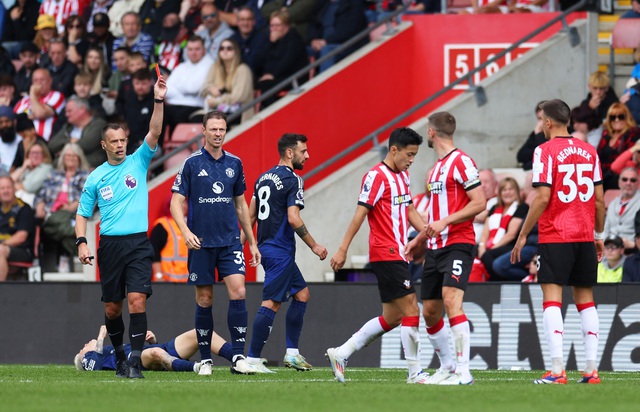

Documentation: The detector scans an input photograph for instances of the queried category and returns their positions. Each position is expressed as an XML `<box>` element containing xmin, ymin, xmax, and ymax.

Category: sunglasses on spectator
<box><xmin>620</xmin><ymin>177</ymin><xmax>638</xmax><ymax>183</ymax></box>
<box><xmin>219</xmin><ymin>45</ymin><xmax>233</xmax><ymax>51</ymax></box>
<box><xmin>609</xmin><ymin>114</ymin><xmax>626</xmax><ymax>121</ymax></box>
<box><xmin>605</xmin><ymin>244</ymin><xmax>622</xmax><ymax>250</ymax></box>
<box><xmin>202</xmin><ymin>12</ymin><xmax>217</xmax><ymax>19</ymax></box>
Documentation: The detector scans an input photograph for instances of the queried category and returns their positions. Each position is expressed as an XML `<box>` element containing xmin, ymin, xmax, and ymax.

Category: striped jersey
<box><xmin>253</xmin><ymin>165</ymin><xmax>304</xmax><ymax>259</ymax></box>
<box><xmin>426</xmin><ymin>149</ymin><xmax>481</xmax><ymax>249</ymax></box>
<box><xmin>39</xmin><ymin>0</ymin><xmax>80</xmax><ymax>34</ymax></box>
<box><xmin>357</xmin><ymin>162</ymin><xmax>413</xmax><ymax>262</ymax></box>
<box><xmin>13</xmin><ymin>91</ymin><xmax>66</xmax><ymax>141</ymax></box>
<box><xmin>532</xmin><ymin>136</ymin><xmax>602</xmax><ymax>243</ymax></box>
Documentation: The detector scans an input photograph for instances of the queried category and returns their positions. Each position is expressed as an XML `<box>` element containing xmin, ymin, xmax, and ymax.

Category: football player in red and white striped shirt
<box><xmin>326</xmin><ymin>127</ymin><xmax>429</xmax><ymax>384</ymax></box>
<box><xmin>13</xmin><ymin>68</ymin><xmax>66</xmax><ymax>142</ymax></box>
<box><xmin>511</xmin><ymin>99</ymin><xmax>605</xmax><ymax>385</ymax></box>
<box><xmin>407</xmin><ymin>111</ymin><xmax>486</xmax><ymax>385</ymax></box>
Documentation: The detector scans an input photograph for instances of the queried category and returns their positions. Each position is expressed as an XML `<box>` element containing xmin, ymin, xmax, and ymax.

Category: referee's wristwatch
<box><xmin>75</xmin><ymin>237</ymin><xmax>88</xmax><ymax>246</ymax></box>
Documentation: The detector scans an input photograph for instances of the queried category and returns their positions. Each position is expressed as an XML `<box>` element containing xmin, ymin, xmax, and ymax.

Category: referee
<box><xmin>75</xmin><ymin>74</ymin><xmax>167</xmax><ymax>379</ymax></box>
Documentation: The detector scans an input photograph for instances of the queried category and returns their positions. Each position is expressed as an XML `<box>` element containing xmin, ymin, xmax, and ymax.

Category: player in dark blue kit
<box><xmin>170</xmin><ymin>110</ymin><xmax>261</xmax><ymax>376</ymax></box>
<box><xmin>75</xmin><ymin>74</ymin><xmax>167</xmax><ymax>379</ymax></box>
<box><xmin>244</xmin><ymin>133</ymin><xmax>328</xmax><ymax>373</ymax></box>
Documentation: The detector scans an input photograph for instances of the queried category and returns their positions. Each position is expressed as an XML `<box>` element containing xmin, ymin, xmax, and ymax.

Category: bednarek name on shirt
<box><xmin>199</xmin><ymin>196</ymin><xmax>232</xmax><ymax>204</ymax></box>
<box><xmin>556</xmin><ymin>146</ymin><xmax>592</xmax><ymax>163</ymax></box>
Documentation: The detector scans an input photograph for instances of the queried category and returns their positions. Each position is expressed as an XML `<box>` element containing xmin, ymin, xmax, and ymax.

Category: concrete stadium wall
<box><xmin>297</xmin><ymin>17</ymin><xmax>597</xmax><ymax>281</ymax></box>
<box><xmin>1</xmin><ymin>282</ymin><xmax>638</xmax><ymax>371</ymax></box>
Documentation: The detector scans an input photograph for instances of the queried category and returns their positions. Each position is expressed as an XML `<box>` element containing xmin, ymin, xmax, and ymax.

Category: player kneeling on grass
<box><xmin>74</xmin><ymin>325</ymin><xmax>257</xmax><ymax>374</ymax></box>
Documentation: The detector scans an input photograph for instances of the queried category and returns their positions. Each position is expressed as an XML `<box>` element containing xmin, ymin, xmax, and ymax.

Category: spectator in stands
<box><xmin>111</xmin><ymin>12</ymin><xmax>155</xmax><ymax>71</ymax></box>
<box><xmin>33</xmin><ymin>14</ymin><xmax>58</xmax><ymax>55</ymax></box>
<box><xmin>82</xmin><ymin>47</ymin><xmax>111</xmax><ymax>96</ymax></box>
<box><xmin>571</xmin><ymin>104</ymin><xmax>603</xmax><ymax>148</ymax></box>
<box><xmin>231</xmin><ymin>6</ymin><xmax>269</xmax><ymax>75</ymax></box>
<box><xmin>622</xmin><ymin>217</ymin><xmax>640</xmax><ymax>281</ymax></box>
<box><xmin>211</xmin><ymin>0</ymin><xmax>246</xmax><ymax>28</ymax></box>
<box><xmin>82</xmin><ymin>0</ymin><xmax>116</xmax><ymax>33</ymax></box>
<box><xmin>621</xmin><ymin>0</ymin><xmax>640</xmax><ymax>19</ymax></box>
<box><xmin>63</xmin><ymin>15</ymin><xmax>91</xmax><ymax>67</ymax></box>
<box><xmin>597</xmin><ymin>103</ymin><xmax>640</xmax><ymax>190</ymax></box>
<box><xmin>0</xmin><ymin>175</ymin><xmax>36</xmax><ymax>282</ymax></box>
<box><xmin>14</xmin><ymin>43</ymin><xmax>40</xmax><ymax>98</ymax></box>
<box><xmin>108</xmin><ymin>0</ymin><xmax>145</xmax><ymax>38</ymax></box>
<box><xmin>107</xmin><ymin>46</ymin><xmax>131</xmax><ymax>99</ymax></box>
<box><xmin>256</xmin><ymin>10</ymin><xmax>309</xmax><ymax>109</ymax></box>
<box><xmin>40</xmin><ymin>39</ymin><xmax>80</xmax><ymax>98</ymax></box>
<box><xmin>114</xmin><ymin>52</ymin><xmax>149</xmax><ymax>118</ymax></box>
<box><xmin>611</xmin><ymin>140</ymin><xmax>640</xmax><ymax>176</ymax></box>
<box><xmin>406</xmin><ymin>0</ymin><xmax>440</xmax><ymax>14</ymax></box>
<box><xmin>597</xmin><ymin>235</ymin><xmax>626</xmax><ymax>283</ymax></box>
<box><xmin>0</xmin><ymin>106</ymin><xmax>21</xmax><ymax>174</ymax></box>
<box><xmin>11</xmin><ymin>114</ymin><xmax>46</xmax><ymax>172</ymax></box>
<box><xmin>13</xmin><ymin>68</ymin><xmax>66</xmax><ymax>142</ymax></box>
<box><xmin>203</xmin><ymin>39</ymin><xmax>254</xmax><ymax>125</ymax></box>
<box><xmin>472</xmin><ymin>177</ymin><xmax>528</xmax><ymax>281</ymax></box>
<box><xmin>307</xmin><ymin>0</ymin><xmax>368</xmax><ymax>73</ymax></box>
<box><xmin>180</xmin><ymin>0</ymin><xmax>205</xmax><ymax>33</ymax></box>
<box><xmin>579</xmin><ymin>71</ymin><xmax>619</xmax><ymax>123</ymax></box>
<box><xmin>71</xmin><ymin>73</ymin><xmax>108</xmax><ymax>120</ymax></box>
<box><xmin>473</xmin><ymin>168</ymin><xmax>498</xmax><ymax>242</ymax></box>
<box><xmin>120</xmin><ymin>69</ymin><xmax>155</xmax><ymax>154</ymax></box>
<box><xmin>620</xmin><ymin>49</ymin><xmax>640</xmax><ymax>124</ymax></box>
<box><xmin>139</xmin><ymin>0</ymin><xmax>182</xmax><ymax>42</ymax></box>
<box><xmin>1</xmin><ymin>0</ymin><xmax>40</xmax><ymax>59</ymax></box>
<box><xmin>516</xmin><ymin>101</ymin><xmax>546</xmax><ymax>170</ymax></box>
<box><xmin>34</xmin><ymin>142</ymin><xmax>89</xmax><ymax>263</ymax></box>
<box><xmin>11</xmin><ymin>140</ymin><xmax>54</xmax><ymax>206</ymax></box>
<box><xmin>150</xmin><ymin>194</ymin><xmax>189</xmax><ymax>282</ymax></box>
<box><xmin>195</xmin><ymin>2</ymin><xmax>235</xmax><ymax>61</ymax></box>
<box><xmin>0</xmin><ymin>75</ymin><xmax>19</xmax><ymax>108</ymax></box>
<box><xmin>492</xmin><ymin>223</ymin><xmax>538</xmax><ymax>282</ymax></box>
<box><xmin>604</xmin><ymin>167</ymin><xmax>640</xmax><ymax>252</ymax></box>
<box><xmin>165</xmin><ymin>35</ymin><xmax>213</xmax><ymax>133</ymax></box>
<box><xmin>49</xmin><ymin>96</ymin><xmax>108</xmax><ymax>168</ymax></box>
<box><xmin>86</xmin><ymin>13</ymin><xmax>116</xmax><ymax>68</ymax></box>
<box><xmin>261</xmin><ymin>0</ymin><xmax>317</xmax><ymax>41</ymax></box>
<box><xmin>39</xmin><ymin>0</ymin><xmax>80</xmax><ymax>35</ymax></box>
<box><xmin>155</xmin><ymin>12</ymin><xmax>191</xmax><ymax>73</ymax></box>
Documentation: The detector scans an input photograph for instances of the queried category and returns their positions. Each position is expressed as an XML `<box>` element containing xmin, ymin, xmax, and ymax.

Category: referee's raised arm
<box><xmin>144</xmin><ymin>75</ymin><xmax>168</xmax><ymax>150</ymax></box>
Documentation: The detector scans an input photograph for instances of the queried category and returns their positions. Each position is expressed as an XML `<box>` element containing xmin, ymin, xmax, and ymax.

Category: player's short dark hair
<box><xmin>388</xmin><ymin>127</ymin><xmax>423</xmax><ymax>150</ymax></box>
<box><xmin>131</xmin><ymin>68</ymin><xmax>152</xmax><ymax>81</ymax></box>
<box><xmin>541</xmin><ymin>99</ymin><xmax>571</xmax><ymax>126</ymax></box>
<box><xmin>427</xmin><ymin>111</ymin><xmax>456</xmax><ymax>137</ymax></box>
<box><xmin>203</xmin><ymin>110</ymin><xmax>227</xmax><ymax>128</ymax></box>
<box><xmin>278</xmin><ymin>133</ymin><xmax>307</xmax><ymax>157</ymax></box>
<box><xmin>101</xmin><ymin>123</ymin><xmax>125</xmax><ymax>141</ymax></box>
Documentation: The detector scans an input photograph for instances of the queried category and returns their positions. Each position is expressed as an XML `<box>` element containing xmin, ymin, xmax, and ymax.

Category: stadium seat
<box><xmin>165</xmin><ymin>123</ymin><xmax>202</xmax><ymax>151</ymax></box>
<box><xmin>609</xmin><ymin>19</ymin><xmax>640</xmax><ymax>81</ymax></box>
<box><xmin>164</xmin><ymin>148</ymin><xmax>192</xmax><ymax>170</ymax></box>
<box><xmin>604</xmin><ymin>189</ymin><xmax>621</xmax><ymax>210</ymax></box>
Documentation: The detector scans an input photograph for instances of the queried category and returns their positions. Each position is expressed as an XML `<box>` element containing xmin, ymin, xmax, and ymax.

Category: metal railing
<box><xmin>304</xmin><ymin>0</ymin><xmax>586</xmax><ymax>180</ymax></box>
<box><xmin>149</xmin><ymin>4</ymin><xmax>409</xmax><ymax>171</ymax></box>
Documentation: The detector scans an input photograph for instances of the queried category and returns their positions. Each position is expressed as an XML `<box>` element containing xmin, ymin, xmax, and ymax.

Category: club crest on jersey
<box><xmin>212</xmin><ymin>181</ymin><xmax>224</xmax><ymax>194</ymax></box>
<box><xmin>428</xmin><ymin>181</ymin><xmax>444</xmax><ymax>194</ymax></box>
<box><xmin>226</xmin><ymin>168</ymin><xmax>235</xmax><ymax>178</ymax></box>
<box><xmin>100</xmin><ymin>185</ymin><xmax>113</xmax><ymax>201</ymax></box>
<box><xmin>124</xmin><ymin>174</ymin><xmax>137</xmax><ymax>189</ymax></box>
<box><xmin>189</xmin><ymin>273</ymin><xmax>198</xmax><ymax>282</ymax></box>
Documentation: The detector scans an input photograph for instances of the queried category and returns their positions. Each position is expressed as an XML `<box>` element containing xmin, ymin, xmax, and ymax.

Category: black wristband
<box><xmin>154</xmin><ymin>98</ymin><xmax>164</xmax><ymax>103</ymax></box>
<box><xmin>75</xmin><ymin>237</ymin><xmax>87</xmax><ymax>246</ymax></box>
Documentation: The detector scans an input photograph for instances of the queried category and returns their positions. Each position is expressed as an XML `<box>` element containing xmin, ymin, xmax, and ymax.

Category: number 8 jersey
<box><xmin>532</xmin><ymin>136</ymin><xmax>603</xmax><ymax>243</ymax></box>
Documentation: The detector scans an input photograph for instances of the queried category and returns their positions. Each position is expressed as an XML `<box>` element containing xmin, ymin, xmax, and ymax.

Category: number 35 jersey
<box><xmin>532</xmin><ymin>136</ymin><xmax>603</xmax><ymax>243</ymax></box>
<box><xmin>252</xmin><ymin>165</ymin><xmax>304</xmax><ymax>259</ymax></box>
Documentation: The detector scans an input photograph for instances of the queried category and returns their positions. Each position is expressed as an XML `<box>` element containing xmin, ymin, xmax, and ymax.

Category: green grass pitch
<box><xmin>1</xmin><ymin>366</ymin><xmax>638</xmax><ymax>412</ymax></box>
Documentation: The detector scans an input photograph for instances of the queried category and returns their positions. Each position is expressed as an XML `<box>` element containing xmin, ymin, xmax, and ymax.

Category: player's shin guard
<box><xmin>427</xmin><ymin>317</ymin><xmax>454</xmax><ymax>370</ymax></box>
<box><xmin>577</xmin><ymin>302</ymin><xmax>599</xmax><ymax>373</ymax></box>
<box><xmin>129</xmin><ymin>312</ymin><xmax>147</xmax><ymax>365</ymax></box>
<box><xmin>401</xmin><ymin>316</ymin><xmax>421</xmax><ymax>376</ymax></box>
<box><xmin>543</xmin><ymin>301</ymin><xmax>564</xmax><ymax>374</ymax></box>
<box><xmin>105</xmin><ymin>314</ymin><xmax>126</xmax><ymax>361</ymax></box>
<box><xmin>450</xmin><ymin>314</ymin><xmax>470</xmax><ymax>374</ymax></box>
<box><xmin>339</xmin><ymin>316</ymin><xmax>392</xmax><ymax>359</ymax></box>
<box><xmin>285</xmin><ymin>300</ymin><xmax>307</xmax><ymax>349</ymax></box>
<box><xmin>195</xmin><ymin>304</ymin><xmax>214</xmax><ymax>361</ymax></box>
<box><xmin>228</xmin><ymin>299</ymin><xmax>248</xmax><ymax>356</ymax></box>
<box><xmin>248</xmin><ymin>306</ymin><xmax>275</xmax><ymax>358</ymax></box>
